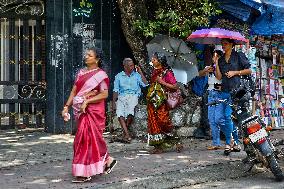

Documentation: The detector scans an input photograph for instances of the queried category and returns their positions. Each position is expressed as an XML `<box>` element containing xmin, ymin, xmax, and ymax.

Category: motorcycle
<box><xmin>207</xmin><ymin>88</ymin><xmax>284</xmax><ymax>181</ymax></box>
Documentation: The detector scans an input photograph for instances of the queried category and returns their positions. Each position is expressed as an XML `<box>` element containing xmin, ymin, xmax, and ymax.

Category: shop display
<box><xmin>252</xmin><ymin>35</ymin><xmax>284</xmax><ymax>128</ymax></box>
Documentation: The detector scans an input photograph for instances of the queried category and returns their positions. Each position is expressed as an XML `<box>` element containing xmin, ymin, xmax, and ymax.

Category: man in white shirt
<box><xmin>112</xmin><ymin>58</ymin><xmax>148</xmax><ymax>143</ymax></box>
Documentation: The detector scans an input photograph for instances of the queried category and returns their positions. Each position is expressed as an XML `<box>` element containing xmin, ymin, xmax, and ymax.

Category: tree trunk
<box><xmin>116</xmin><ymin>0</ymin><xmax>151</xmax><ymax>76</ymax></box>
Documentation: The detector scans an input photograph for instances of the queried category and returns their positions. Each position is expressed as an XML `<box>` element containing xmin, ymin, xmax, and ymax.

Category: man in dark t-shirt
<box><xmin>218</xmin><ymin>50</ymin><xmax>251</xmax><ymax>92</ymax></box>
<box><xmin>215</xmin><ymin>38</ymin><xmax>252</xmax><ymax>155</ymax></box>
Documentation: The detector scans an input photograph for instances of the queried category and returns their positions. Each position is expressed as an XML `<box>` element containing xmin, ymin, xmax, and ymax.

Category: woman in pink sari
<box><xmin>61</xmin><ymin>47</ymin><xmax>117</xmax><ymax>183</ymax></box>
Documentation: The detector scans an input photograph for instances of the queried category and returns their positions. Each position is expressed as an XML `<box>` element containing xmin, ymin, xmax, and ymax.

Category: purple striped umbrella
<box><xmin>187</xmin><ymin>28</ymin><xmax>248</xmax><ymax>44</ymax></box>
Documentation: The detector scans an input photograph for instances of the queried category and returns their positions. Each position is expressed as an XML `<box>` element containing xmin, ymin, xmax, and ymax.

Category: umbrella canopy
<box><xmin>146</xmin><ymin>34</ymin><xmax>198</xmax><ymax>83</ymax></box>
<box><xmin>187</xmin><ymin>28</ymin><xmax>248</xmax><ymax>44</ymax></box>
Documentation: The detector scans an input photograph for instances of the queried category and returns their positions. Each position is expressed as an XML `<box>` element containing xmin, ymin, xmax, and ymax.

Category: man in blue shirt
<box><xmin>112</xmin><ymin>58</ymin><xmax>148</xmax><ymax>143</ymax></box>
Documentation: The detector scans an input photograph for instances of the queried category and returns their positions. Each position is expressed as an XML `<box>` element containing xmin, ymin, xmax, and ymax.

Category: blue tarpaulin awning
<box><xmin>252</xmin><ymin>4</ymin><xmax>284</xmax><ymax>35</ymax></box>
<box><xmin>239</xmin><ymin>0</ymin><xmax>263</xmax><ymax>12</ymax></box>
<box><xmin>261</xmin><ymin>0</ymin><xmax>284</xmax><ymax>7</ymax></box>
<box><xmin>216</xmin><ymin>0</ymin><xmax>259</xmax><ymax>22</ymax></box>
<box><xmin>217</xmin><ymin>0</ymin><xmax>284</xmax><ymax>35</ymax></box>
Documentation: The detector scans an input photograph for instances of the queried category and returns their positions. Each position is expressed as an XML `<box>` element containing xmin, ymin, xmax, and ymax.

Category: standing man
<box><xmin>112</xmin><ymin>58</ymin><xmax>148</xmax><ymax>143</ymax></box>
<box><xmin>215</xmin><ymin>38</ymin><xmax>252</xmax><ymax>155</ymax></box>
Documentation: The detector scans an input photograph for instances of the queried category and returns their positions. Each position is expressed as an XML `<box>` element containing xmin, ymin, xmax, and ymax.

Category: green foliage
<box><xmin>134</xmin><ymin>0</ymin><xmax>222</xmax><ymax>39</ymax></box>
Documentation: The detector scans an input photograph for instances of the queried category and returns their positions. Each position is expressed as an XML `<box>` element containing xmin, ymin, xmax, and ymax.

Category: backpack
<box><xmin>191</xmin><ymin>76</ymin><xmax>208</xmax><ymax>97</ymax></box>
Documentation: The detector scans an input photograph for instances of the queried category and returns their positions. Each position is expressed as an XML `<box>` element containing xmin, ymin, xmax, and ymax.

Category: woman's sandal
<box><xmin>72</xmin><ymin>176</ymin><xmax>92</xmax><ymax>183</ymax></box>
<box><xmin>104</xmin><ymin>159</ymin><xmax>117</xmax><ymax>174</ymax></box>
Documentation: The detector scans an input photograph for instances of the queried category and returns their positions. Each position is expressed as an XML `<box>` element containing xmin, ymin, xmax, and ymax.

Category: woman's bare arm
<box><xmin>65</xmin><ymin>85</ymin><xmax>77</xmax><ymax>106</ymax></box>
<box><xmin>215</xmin><ymin>61</ymin><xmax>222</xmax><ymax>80</ymax></box>
<box><xmin>80</xmin><ymin>90</ymin><xmax>108</xmax><ymax>113</ymax></box>
<box><xmin>156</xmin><ymin>76</ymin><xmax>178</xmax><ymax>90</ymax></box>
<box><xmin>85</xmin><ymin>90</ymin><xmax>108</xmax><ymax>103</ymax></box>
<box><xmin>84</xmin><ymin>90</ymin><xmax>98</xmax><ymax>99</ymax></box>
<box><xmin>61</xmin><ymin>85</ymin><xmax>77</xmax><ymax>117</ymax></box>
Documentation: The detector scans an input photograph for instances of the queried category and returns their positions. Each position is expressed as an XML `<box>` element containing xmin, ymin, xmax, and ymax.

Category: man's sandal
<box><xmin>207</xmin><ymin>146</ymin><xmax>220</xmax><ymax>150</ymax></box>
<box><xmin>224</xmin><ymin>146</ymin><xmax>231</xmax><ymax>156</ymax></box>
<box><xmin>231</xmin><ymin>145</ymin><xmax>241</xmax><ymax>152</ymax></box>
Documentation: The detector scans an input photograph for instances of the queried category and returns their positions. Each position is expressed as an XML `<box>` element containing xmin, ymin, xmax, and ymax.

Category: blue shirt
<box><xmin>113</xmin><ymin>71</ymin><xmax>147</xmax><ymax>96</ymax></box>
<box><xmin>218</xmin><ymin>50</ymin><xmax>251</xmax><ymax>92</ymax></box>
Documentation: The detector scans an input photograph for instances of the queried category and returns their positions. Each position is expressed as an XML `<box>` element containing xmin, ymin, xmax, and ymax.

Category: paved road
<box><xmin>183</xmin><ymin>166</ymin><xmax>284</xmax><ymax>189</ymax></box>
<box><xmin>0</xmin><ymin>129</ymin><xmax>283</xmax><ymax>189</ymax></box>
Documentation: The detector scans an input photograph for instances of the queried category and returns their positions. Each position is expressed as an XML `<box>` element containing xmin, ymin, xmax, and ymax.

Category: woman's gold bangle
<box><xmin>239</xmin><ymin>71</ymin><xmax>242</xmax><ymax>76</ymax></box>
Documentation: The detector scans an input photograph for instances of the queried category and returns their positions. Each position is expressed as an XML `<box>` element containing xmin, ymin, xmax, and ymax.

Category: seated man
<box><xmin>112</xmin><ymin>58</ymin><xmax>148</xmax><ymax>143</ymax></box>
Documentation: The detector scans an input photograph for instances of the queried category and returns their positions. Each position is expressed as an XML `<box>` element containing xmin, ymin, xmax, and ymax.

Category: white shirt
<box><xmin>208</xmin><ymin>73</ymin><xmax>222</xmax><ymax>91</ymax></box>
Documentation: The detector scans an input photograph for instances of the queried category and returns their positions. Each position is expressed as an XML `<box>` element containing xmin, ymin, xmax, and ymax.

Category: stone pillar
<box><xmin>45</xmin><ymin>0</ymin><xmax>74</xmax><ymax>133</ymax></box>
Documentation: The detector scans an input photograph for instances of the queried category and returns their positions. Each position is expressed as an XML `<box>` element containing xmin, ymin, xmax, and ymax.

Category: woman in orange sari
<box><xmin>147</xmin><ymin>52</ymin><xmax>183</xmax><ymax>154</ymax></box>
<box><xmin>62</xmin><ymin>47</ymin><xmax>116</xmax><ymax>183</ymax></box>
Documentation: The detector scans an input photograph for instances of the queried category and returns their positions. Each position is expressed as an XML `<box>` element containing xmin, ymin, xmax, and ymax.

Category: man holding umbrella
<box><xmin>214</xmin><ymin>38</ymin><xmax>252</xmax><ymax>155</ymax></box>
<box><xmin>188</xmin><ymin>28</ymin><xmax>251</xmax><ymax>155</ymax></box>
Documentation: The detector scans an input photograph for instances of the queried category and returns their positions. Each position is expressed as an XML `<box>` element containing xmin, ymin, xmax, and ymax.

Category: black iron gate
<box><xmin>0</xmin><ymin>1</ymin><xmax>46</xmax><ymax>130</ymax></box>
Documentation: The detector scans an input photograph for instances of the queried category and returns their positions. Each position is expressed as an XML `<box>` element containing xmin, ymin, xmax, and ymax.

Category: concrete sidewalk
<box><xmin>0</xmin><ymin>129</ymin><xmax>283</xmax><ymax>189</ymax></box>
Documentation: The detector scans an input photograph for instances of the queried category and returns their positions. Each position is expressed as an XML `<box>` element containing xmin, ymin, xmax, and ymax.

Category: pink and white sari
<box><xmin>72</xmin><ymin>68</ymin><xmax>109</xmax><ymax>177</ymax></box>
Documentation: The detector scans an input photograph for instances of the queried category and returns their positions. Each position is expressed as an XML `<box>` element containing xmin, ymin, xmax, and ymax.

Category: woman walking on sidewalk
<box><xmin>146</xmin><ymin>52</ymin><xmax>183</xmax><ymax>154</ymax></box>
<box><xmin>62</xmin><ymin>47</ymin><xmax>116</xmax><ymax>183</ymax></box>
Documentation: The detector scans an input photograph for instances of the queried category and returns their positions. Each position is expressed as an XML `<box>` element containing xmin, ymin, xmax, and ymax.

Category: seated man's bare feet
<box><xmin>122</xmin><ymin>133</ymin><xmax>132</xmax><ymax>143</ymax></box>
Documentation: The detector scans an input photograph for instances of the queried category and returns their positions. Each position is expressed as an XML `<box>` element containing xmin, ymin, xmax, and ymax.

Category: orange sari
<box><xmin>147</xmin><ymin>68</ymin><xmax>176</xmax><ymax>146</ymax></box>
